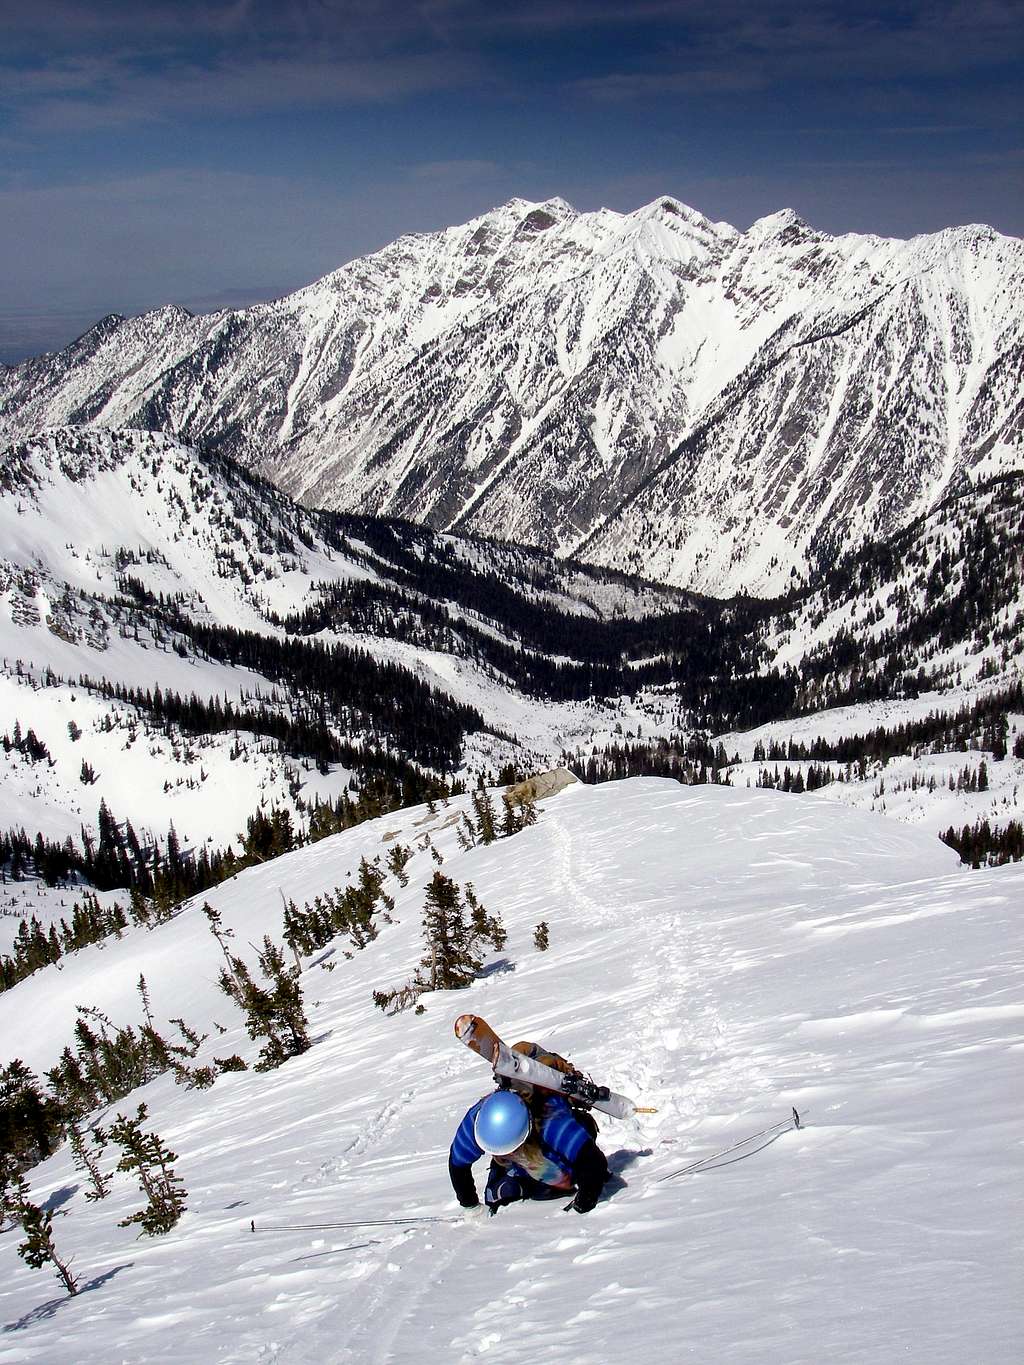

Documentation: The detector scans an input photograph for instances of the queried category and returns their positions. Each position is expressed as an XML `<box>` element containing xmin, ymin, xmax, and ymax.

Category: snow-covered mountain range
<box><xmin>2</xmin><ymin>198</ymin><xmax>1020</xmax><ymax>595</ymax></box>
<box><xmin>1</xmin><ymin>426</ymin><xmax>1021</xmax><ymax>889</ymax></box>
<box><xmin>3</xmin><ymin>197</ymin><xmax>1022</xmax><ymax>1365</ymax></box>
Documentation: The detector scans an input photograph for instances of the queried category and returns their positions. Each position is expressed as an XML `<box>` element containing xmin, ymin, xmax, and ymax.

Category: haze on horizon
<box><xmin>2</xmin><ymin>0</ymin><xmax>1021</xmax><ymax>364</ymax></box>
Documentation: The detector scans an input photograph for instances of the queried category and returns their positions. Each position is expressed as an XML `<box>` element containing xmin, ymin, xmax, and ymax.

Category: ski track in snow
<box><xmin>0</xmin><ymin>779</ymin><xmax>1021</xmax><ymax>1364</ymax></box>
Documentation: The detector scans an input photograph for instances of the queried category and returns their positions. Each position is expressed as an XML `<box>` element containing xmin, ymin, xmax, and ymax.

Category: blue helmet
<box><xmin>473</xmin><ymin>1091</ymin><xmax>530</xmax><ymax>1155</ymax></box>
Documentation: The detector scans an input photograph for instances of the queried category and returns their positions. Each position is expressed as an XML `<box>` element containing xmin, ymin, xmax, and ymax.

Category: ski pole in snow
<box><xmin>657</xmin><ymin>1108</ymin><xmax>802</xmax><ymax>1183</ymax></box>
<box><xmin>250</xmin><ymin>1215</ymin><xmax>461</xmax><ymax>1234</ymax></box>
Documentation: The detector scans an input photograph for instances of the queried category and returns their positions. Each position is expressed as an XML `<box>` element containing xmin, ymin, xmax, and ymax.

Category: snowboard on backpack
<box><xmin>454</xmin><ymin>1013</ymin><xmax>653</xmax><ymax>1120</ymax></box>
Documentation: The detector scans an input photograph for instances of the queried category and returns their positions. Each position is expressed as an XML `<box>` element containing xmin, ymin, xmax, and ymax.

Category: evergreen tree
<box><xmin>240</xmin><ymin>808</ymin><xmax>296</xmax><ymax>864</ymax></box>
<box><xmin>0</xmin><ymin>1061</ymin><xmax>58</xmax><ymax>1174</ymax></box>
<box><xmin>533</xmin><ymin>921</ymin><xmax>550</xmax><ymax>951</ymax></box>
<box><xmin>136</xmin><ymin>973</ymin><xmax>156</xmax><ymax>1031</ymax></box>
<box><xmin>350</xmin><ymin>858</ymin><xmax>391</xmax><ymax>945</ymax></box>
<box><xmin>227</xmin><ymin>937</ymin><xmax>310</xmax><ymax>1071</ymax></box>
<box><xmin>470</xmin><ymin>791</ymin><xmax>497</xmax><ymax>845</ymax></box>
<box><xmin>419</xmin><ymin>873</ymin><xmax>480</xmax><ymax>990</ymax></box>
<box><xmin>166</xmin><ymin>1018</ymin><xmax>215</xmax><ymax>1090</ymax></box>
<box><xmin>385</xmin><ymin>843</ymin><xmax>413</xmax><ymax>887</ymax></box>
<box><xmin>500</xmin><ymin>795</ymin><xmax>519</xmax><ymax>839</ymax></box>
<box><xmin>204</xmin><ymin>902</ymin><xmax>244</xmax><ymax>998</ymax></box>
<box><xmin>68</xmin><ymin>1121</ymin><xmax>111</xmax><ymax>1202</ymax></box>
<box><xmin>2</xmin><ymin>1173</ymin><xmax>79</xmax><ymax>1295</ymax></box>
<box><xmin>456</xmin><ymin>814</ymin><xmax>477</xmax><ymax>851</ymax></box>
<box><xmin>108</xmin><ymin>1103</ymin><xmax>187</xmax><ymax>1236</ymax></box>
<box><xmin>45</xmin><ymin>1046</ymin><xmax>96</xmax><ymax>1122</ymax></box>
<box><xmin>464</xmin><ymin>883</ymin><xmax>506</xmax><ymax>952</ymax></box>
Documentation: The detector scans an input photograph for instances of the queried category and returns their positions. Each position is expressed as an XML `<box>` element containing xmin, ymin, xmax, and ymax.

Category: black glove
<box><xmin>566</xmin><ymin>1139</ymin><xmax>607</xmax><ymax>1213</ymax></box>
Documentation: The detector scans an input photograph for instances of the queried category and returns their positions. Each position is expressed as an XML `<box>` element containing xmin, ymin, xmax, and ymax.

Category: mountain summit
<box><xmin>2</xmin><ymin>198</ymin><xmax>1020</xmax><ymax>594</ymax></box>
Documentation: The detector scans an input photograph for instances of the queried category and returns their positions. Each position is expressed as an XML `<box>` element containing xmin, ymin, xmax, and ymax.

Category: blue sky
<box><xmin>2</xmin><ymin>0</ymin><xmax>1021</xmax><ymax>362</ymax></box>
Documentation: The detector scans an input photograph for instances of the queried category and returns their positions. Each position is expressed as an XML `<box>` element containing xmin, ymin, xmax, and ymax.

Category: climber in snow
<box><xmin>449</xmin><ymin>1060</ymin><xmax>609</xmax><ymax>1215</ymax></box>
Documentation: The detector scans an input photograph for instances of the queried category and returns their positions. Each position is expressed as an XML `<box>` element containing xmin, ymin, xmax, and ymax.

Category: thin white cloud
<box><xmin>572</xmin><ymin>68</ymin><xmax>767</xmax><ymax>101</ymax></box>
<box><xmin>1</xmin><ymin>49</ymin><xmax>479</xmax><ymax>134</ymax></box>
<box><xmin>410</xmin><ymin>159</ymin><xmax>502</xmax><ymax>184</ymax></box>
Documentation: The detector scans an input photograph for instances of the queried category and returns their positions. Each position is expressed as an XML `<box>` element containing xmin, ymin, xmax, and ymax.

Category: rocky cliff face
<box><xmin>2</xmin><ymin>197</ymin><xmax>1020</xmax><ymax>594</ymax></box>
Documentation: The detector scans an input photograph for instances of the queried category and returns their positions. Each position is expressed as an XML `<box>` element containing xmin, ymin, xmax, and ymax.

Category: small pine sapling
<box><xmin>227</xmin><ymin>938</ymin><xmax>311</xmax><ymax>1070</ymax></box>
<box><xmin>0</xmin><ymin>1059</ymin><xmax>57</xmax><ymax>1172</ymax></box>
<box><xmin>2</xmin><ymin>1172</ymin><xmax>79</xmax><ymax>1295</ymax></box>
<box><xmin>373</xmin><ymin>874</ymin><xmax>483</xmax><ymax>1013</ymax></box>
<box><xmin>487</xmin><ymin>908</ymin><xmax>508</xmax><ymax>952</ymax></box>
<box><xmin>213</xmin><ymin>1054</ymin><xmax>247</xmax><ymax>1073</ymax></box>
<box><xmin>71</xmin><ymin>1003</ymin><xmax>170</xmax><ymax>1105</ymax></box>
<box><xmin>533</xmin><ymin>921</ymin><xmax>550</xmax><ymax>951</ymax></box>
<box><xmin>108</xmin><ymin>1103</ymin><xmax>187</xmax><ymax>1236</ymax></box>
<box><xmin>465</xmin><ymin>882</ymin><xmax>488</xmax><ymax>938</ymax></box>
<box><xmin>135</xmin><ymin>973</ymin><xmax>173</xmax><ymax>1072</ymax></box>
<box><xmin>456</xmin><ymin>815</ymin><xmax>477</xmax><ymax>852</ymax></box>
<box><xmin>372</xmin><ymin>982</ymin><xmax>423</xmax><ymax>1015</ymax></box>
<box><xmin>68</xmin><ymin>1120</ymin><xmax>111</xmax><ymax>1201</ymax></box>
<box><xmin>167</xmin><ymin>1018</ymin><xmax>215</xmax><ymax>1090</ymax></box>
<box><xmin>128</xmin><ymin>887</ymin><xmax>154</xmax><ymax>928</ymax></box>
<box><xmin>168</xmin><ymin>1017</ymin><xmax>206</xmax><ymax>1056</ymax></box>
<box><xmin>471</xmin><ymin>790</ymin><xmax>497</xmax><ymax>845</ymax></box>
<box><xmin>464</xmin><ymin>883</ymin><xmax>506</xmax><ymax>952</ymax></box>
<box><xmin>385</xmin><ymin>843</ymin><xmax>413</xmax><ymax>887</ymax></box>
<box><xmin>203</xmin><ymin>902</ymin><xmax>244</xmax><ymax>1000</ymax></box>
<box><xmin>500</xmin><ymin>791</ymin><xmax>538</xmax><ymax>837</ymax></box>
<box><xmin>136</xmin><ymin>973</ymin><xmax>156</xmax><ymax>1030</ymax></box>
<box><xmin>280</xmin><ymin>890</ymin><xmax>303</xmax><ymax>973</ymax></box>
<box><xmin>500</xmin><ymin>795</ymin><xmax>519</xmax><ymax>838</ymax></box>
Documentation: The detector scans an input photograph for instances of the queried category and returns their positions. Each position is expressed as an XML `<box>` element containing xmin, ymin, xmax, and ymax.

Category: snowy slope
<box><xmin>2</xmin><ymin>199</ymin><xmax>1020</xmax><ymax>594</ymax></box>
<box><xmin>0</xmin><ymin>427</ymin><xmax>691</xmax><ymax>855</ymax></box>
<box><xmin>0</xmin><ymin>427</ymin><xmax>381</xmax><ymax>857</ymax></box>
<box><xmin>764</xmin><ymin>472</ymin><xmax>1024</xmax><ymax>695</ymax></box>
<box><xmin>1</xmin><ymin>778</ymin><xmax>1020</xmax><ymax>1363</ymax></box>
<box><xmin>3</xmin><ymin>427</ymin><xmax>1022</xmax><ymax>871</ymax></box>
<box><xmin>717</xmin><ymin>691</ymin><xmax>1024</xmax><ymax>841</ymax></box>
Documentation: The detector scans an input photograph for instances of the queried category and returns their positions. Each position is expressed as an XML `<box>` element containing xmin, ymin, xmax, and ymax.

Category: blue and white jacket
<box><xmin>449</xmin><ymin>1092</ymin><xmax>607</xmax><ymax>1210</ymax></box>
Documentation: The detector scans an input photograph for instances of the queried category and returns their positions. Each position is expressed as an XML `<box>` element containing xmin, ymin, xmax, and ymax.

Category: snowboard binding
<box><xmin>559</xmin><ymin>1072</ymin><xmax>610</xmax><ymax>1107</ymax></box>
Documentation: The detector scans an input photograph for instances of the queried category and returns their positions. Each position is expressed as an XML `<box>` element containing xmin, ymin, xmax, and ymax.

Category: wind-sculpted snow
<box><xmin>1</xmin><ymin>199</ymin><xmax>1020</xmax><ymax>594</ymax></box>
<box><xmin>0</xmin><ymin>779</ymin><xmax>1020</xmax><ymax>1362</ymax></box>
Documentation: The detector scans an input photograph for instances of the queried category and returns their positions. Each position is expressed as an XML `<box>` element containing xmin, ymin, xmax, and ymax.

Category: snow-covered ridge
<box><xmin>0</xmin><ymin>426</ymin><xmax>684</xmax><ymax>632</ymax></box>
<box><xmin>0</xmin><ymin>779</ymin><xmax>1020</xmax><ymax>1361</ymax></box>
<box><xmin>0</xmin><ymin>427</ymin><xmax>694</xmax><ymax>857</ymax></box>
<box><xmin>1</xmin><ymin>197</ymin><xmax>1020</xmax><ymax>595</ymax></box>
<box><xmin>1</xmin><ymin>426</ymin><xmax>1020</xmax><ymax>868</ymax></box>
